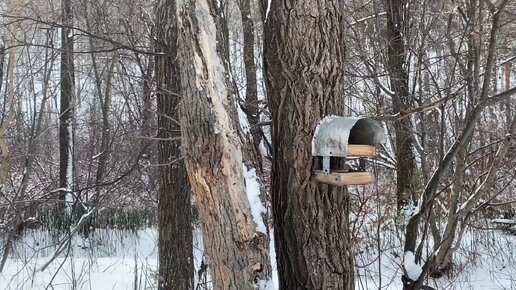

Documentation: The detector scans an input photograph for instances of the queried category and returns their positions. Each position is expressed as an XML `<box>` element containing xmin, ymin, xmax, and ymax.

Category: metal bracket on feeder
<box><xmin>322</xmin><ymin>156</ymin><xmax>331</xmax><ymax>175</ymax></box>
<box><xmin>311</xmin><ymin>116</ymin><xmax>384</xmax><ymax>185</ymax></box>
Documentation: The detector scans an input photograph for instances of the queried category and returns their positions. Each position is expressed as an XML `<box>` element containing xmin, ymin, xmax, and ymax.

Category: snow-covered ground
<box><xmin>1</xmin><ymin>256</ymin><xmax>155</xmax><ymax>290</ymax></box>
<box><xmin>0</xmin><ymin>228</ymin><xmax>158</xmax><ymax>289</ymax></box>
<box><xmin>2</xmin><ymin>225</ymin><xmax>516</xmax><ymax>289</ymax></box>
<box><xmin>0</xmin><ymin>226</ymin><xmax>210</xmax><ymax>290</ymax></box>
<box><xmin>355</xmin><ymin>224</ymin><xmax>516</xmax><ymax>290</ymax></box>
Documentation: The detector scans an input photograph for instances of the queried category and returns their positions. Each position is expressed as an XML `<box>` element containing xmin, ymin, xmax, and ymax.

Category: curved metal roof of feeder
<box><xmin>312</xmin><ymin>116</ymin><xmax>385</xmax><ymax>157</ymax></box>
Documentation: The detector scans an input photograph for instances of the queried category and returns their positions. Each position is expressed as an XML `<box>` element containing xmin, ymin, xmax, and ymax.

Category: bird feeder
<box><xmin>311</xmin><ymin>116</ymin><xmax>384</xmax><ymax>186</ymax></box>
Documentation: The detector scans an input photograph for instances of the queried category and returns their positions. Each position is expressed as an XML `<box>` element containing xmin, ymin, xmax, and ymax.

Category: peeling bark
<box><xmin>177</xmin><ymin>1</ymin><xmax>271</xmax><ymax>289</ymax></box>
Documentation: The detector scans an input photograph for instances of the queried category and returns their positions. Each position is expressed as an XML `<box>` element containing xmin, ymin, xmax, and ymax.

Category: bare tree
<box><xmin>59</xmin><ymin>0</ymin><xmax>75</xmax><ymax>218</ymax></box>
<box><xmin>238</xmin><ymin>0</ymin><xmax>262</xmax><ymax>161</ymax></box>
<box><xmin>428</xmin><ymin>0</ymin><xmax>513</xmax><ymax>278</ymax></box>
<box><xmin>384</xmin><ymin>0</ymin><xmax>417</xmax><ymax>214</ymax></box>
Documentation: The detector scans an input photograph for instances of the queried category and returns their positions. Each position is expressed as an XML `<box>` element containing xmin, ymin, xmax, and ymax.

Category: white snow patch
<box><xmin>238</xmin><ymin>105</ymin><xmax>251</xmax><ymax>133</ymax></box>
<box><xmin>259</xmin><ymin>138</ymin><xmax>271</xmax><ymax>158</ymax></box>
<box><xmin>141</xmin><ymin>172</ymin><xmax>150</xmax><ymax>186</ymax></box>
<box><xmin>269</xmin><ymin>229</ymin><xmax>279</xmax><ymax>289</ymax></box>
<box><xmin>349</xmin><ymin>12</ymin><xmax>387</xmax><ymax>26</ymax></box>
<box><xmin>256</xmin><ymin>279</ymin><xmax>275</xmax><ymax>289</ymax></box>
<box><xmin>458</xmin><ymin>191</ymin><xmax>478</xmax><ymax>213</ymax></box>
<box><xmin>403</xmin><ymin>251</ymin><xmax>422</xmax><ymax>281</ymax></box>
<box><xmin>65</xmin><ymin>120</ymin><xmax>74</xmax><ymax>216</ymax></box>
<box><xmin>0</xmin><ymin>228</ymin><xmax>158</xmax><ymax>290</ymax></box>
<box><xmin>403</xmin><ymin>200</ymin><xmax>420</xmax><ymax>222</ymax></box>
<box><xmin>242</xmin><ymin>165</ymin><xmax>266</xmax><ymax>233</ymax></box>
<box><xmin>492</xmin><ymin>219</ymin><xmax>516</xmax><ymax>224</ymax></box>
<box><xmin>91</xmin><ymin>151</ymin><xmax>103</xmax><ymax>159</ymax></box>
<box><xmin>265</xmin><ymin>0</ymin><xmax>272</xmax><ymax>21</ymax></box>
<box><xmin>193</xmin><ymin>226</ymin><xmax>211</xmax><ymax>289</ymax></box>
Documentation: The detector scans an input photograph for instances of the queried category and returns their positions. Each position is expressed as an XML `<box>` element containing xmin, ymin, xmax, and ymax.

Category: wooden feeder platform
<box><xmin>314</xmin><ymin>170</ymin><xmax>373</xmax><ymax>186</ymax></box>
<box><xmin>346</xmin><ymin>145</ymin><xmax>376</xmax><ymax>157</ymax></box>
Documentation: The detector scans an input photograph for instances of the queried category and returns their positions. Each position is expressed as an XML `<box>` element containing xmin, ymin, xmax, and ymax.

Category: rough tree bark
<box><xmin>137</xmin><ymin>49</ymin><xmax>157</xmax><ymax>193</ymax></box>
<box><xmin>385</xmin><ymin>0</ymin><xmax>417</xmax><ymax>214</ymax></box>
<box><xmin>177</xmin><ymin>0</ymin><xmax>271</xmax><ymax>289</ymax></box>
<box><xmin>384</xmin><ymin>5</ymin><xmax>421</xmax><ymax>287</ymax></box>
<box><xmin>265</xmin><ymin>1</ymin><xmax>354</xmax><ymax>289</ymax></box>
<box><xmin>59</xmin><ymin>0</ymin><xmax>75</xmax><ymax>217</ymax></box>
<box><xmin>239</xmin><ymin>0</ymin><xmax>262</xmax><ymax>159</ymax></box>
<box><xmin>155</xmin><ymin>0</ymin><xmax>194</xmax><ymax>289</ymax></box>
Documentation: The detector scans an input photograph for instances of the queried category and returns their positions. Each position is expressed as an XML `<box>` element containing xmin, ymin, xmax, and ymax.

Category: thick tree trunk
<box><xmin>177</xmin><ymin>1</ymin><xmax>271</xmax><ymax>289</ymax></box>
<box><xmin>155</xmin><ymin>0</ymin><xmax>194</xmax><ymax>289</ymax></box>
<box><xmin>264</xmin><ymin>1</ymin><xmax>354</xmax><ymax>289</ymax></box>
<box><xmin>59</xmin><ymin>0</ymin><xmax>75</xmax><ymax>218</ymax></box>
